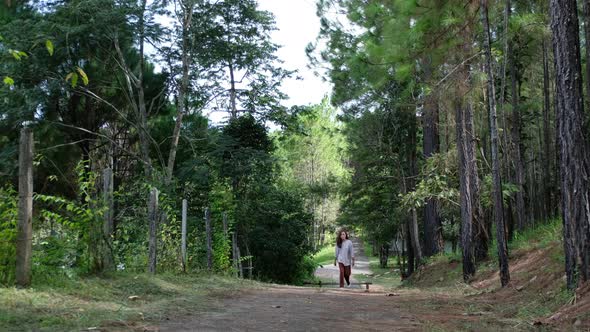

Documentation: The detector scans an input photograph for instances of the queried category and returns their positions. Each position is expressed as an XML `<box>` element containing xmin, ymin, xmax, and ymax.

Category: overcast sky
<box><xmin>257</xmin><ymin>0</ymin><xmax>332</xmax><ymax>108</ymax></box>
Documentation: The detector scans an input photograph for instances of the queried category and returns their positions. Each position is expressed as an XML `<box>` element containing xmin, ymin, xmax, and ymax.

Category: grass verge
<box><xmin>0</xmin><ymin>272</ymin><xmax>260</xmax><ymax>331</ymax></box>
<box><xmin>360</xmin><ymin>240</ymin><xmax>401</xmax><ymax>290</ymax></box>
<box><xmin>312</xmin><ymin>245</ymin><xmax>334</xmax><ymax>267</ymax></box>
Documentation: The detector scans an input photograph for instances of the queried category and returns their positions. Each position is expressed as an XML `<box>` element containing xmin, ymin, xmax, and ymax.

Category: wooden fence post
<box><xmin>16</xmin><ymin>128</ymin><xmax>33</xmax><ymax>288</ymax></box>
<box><xmin>244</xmin><ymin>242</ymin><xmax>253</xmax><ymax>279</ymax></box>
<box><xmin>205</xmin><ymin>207</ymin><xmax>212</xmax><ymax>270</ymax></box>
<box><xmin>236</xmin><ymin>241</ymin><xmax>243</xmax><ymax>278</ymax></box>
<box><xmin>103</xmin><ymin>167</ymin><xmax>114</xmax><ymax>271</ymax></box>
<box><xmin>232</xmin><ymin>231</ymin><xmax>238</xmax><ymax>278</ymax></box>
<box><xmin>181</xmin><ymin>199</ymin><xmax>187</xmax><ymax>272</ymax></box>
<box><xmin>148</xmin><ymin>188</ymin><xmax>159</xmax><ymax>274</ymax></box>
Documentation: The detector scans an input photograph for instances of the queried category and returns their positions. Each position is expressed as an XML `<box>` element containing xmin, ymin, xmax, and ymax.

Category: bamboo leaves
<box><xmin>8</xmin><ymin>49</ymin><xmax>27</xmax><ymax>60</ymax></box>
<box><xmin>65</xmin><ymin>67</ymin><xmax>89</xmax><ymax>88</ymax></box>
<box><xmin>3</xmin><ymin>77</ymin><xmax>14</xmax><ymax>87</ymax></box>
<box><xmin>45</xmin><ymin>39</ymin><xmax>54</xmax><ymax>56</ymax></box>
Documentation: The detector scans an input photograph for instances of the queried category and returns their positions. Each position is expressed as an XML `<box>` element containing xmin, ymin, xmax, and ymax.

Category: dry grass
<box><xmin>0</xmin><ymin>272</ymin><xmax>261</xmax><ymax>331</ymax></box>
<box><xmin>400</xmin><ymin>219</ymin><xmax>578</xmax><ymax>330</ymax></box>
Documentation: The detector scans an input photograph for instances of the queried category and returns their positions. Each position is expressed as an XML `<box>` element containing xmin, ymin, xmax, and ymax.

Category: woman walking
<box><xmin>334</xmin><ymin>229</ymin><xmax>355</xmax><ymax>288</ymax></box>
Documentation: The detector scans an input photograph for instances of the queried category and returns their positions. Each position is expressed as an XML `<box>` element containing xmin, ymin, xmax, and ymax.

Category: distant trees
<box><xmin>310</xmin><ymin>0</ymin><xmax>584</xmax><ymax>289</ymax></box>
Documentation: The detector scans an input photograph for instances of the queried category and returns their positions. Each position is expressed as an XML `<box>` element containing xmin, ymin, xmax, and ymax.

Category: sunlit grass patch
<box><xmin>312</xmin><ymin>244</ymin><xmax>335</xmax><ymax>267</ymax></box>
<box><xmin>509</xmin><ymin>218</ymin><xmax>562</xmax><ymax>252</ymax></box>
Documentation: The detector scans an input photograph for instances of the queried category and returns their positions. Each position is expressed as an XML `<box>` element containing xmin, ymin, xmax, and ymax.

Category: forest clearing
<box><xmin>3</xmin><ymin>0</ymin><xmax>590</xmax><ymax>330</ymax></box>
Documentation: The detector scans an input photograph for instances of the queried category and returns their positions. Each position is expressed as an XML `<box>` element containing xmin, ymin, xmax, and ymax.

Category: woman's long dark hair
<box><xmin>336</xmin><ymin>229</ymin><xmax>349</xmax><ymax>248</ymax></box>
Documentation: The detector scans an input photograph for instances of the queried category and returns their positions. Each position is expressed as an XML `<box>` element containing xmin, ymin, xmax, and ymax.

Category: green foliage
<box><xmin>337</xmin><ymin>107</ymin><xmax>416</xmax><ymax>246</ymax></box>
<box><xmin>212</xmin><ymin>230</ymin><xmax>232</xmax><ymax>271</ymax></box>
<box><xmin>8</xmin><ymin>49</ymin><xmax>27</xmax><ymax>61</ymax></box>
<box><xmin>0</xmin><ymin>186</ymin><xmax>17</xmax><ymax>285</ymax></box>
<box><xmin>2</xmin><ymin>76</ymin><xmax>14</xmax><ymax>86</ymax></box>
<box><xmin>209</xmin><ymin>183</ymin><xmax>234</xmax><ymax>272</ymax></box>
<box><xmin>36</xmin><ymin>162</ymin><xmax>104</xmax><ymax>229</ymax></box>
<box><xmin>110</xmin><ymin>180</ymin><xmax>149</xmax><ymax>272</ymax></box>
<box><xmin>312</xmin><ymin>244</ymin><xmax>335</xmax><ymax>267</ymax></box>
<box><xmin>274</xmin><ymin>100</ymin><xmax>350</xmax><ymax>246</ymax></box>
<box><xmin>217</xmin><ymin>114</ymin><xmax>274</xmax><ymax>192</ymax></box>
<box><xmin>246</xmin><ymin>186</ymin><xmax>313</xmax><ymax>284</ymax></box>
<box><xmin>486</xmin><ymin>218</ymin><xmax>563</xmax><ymax>266</ymax></box>
<box><xmin>64</xmin><ymin>67</ymin><xmax>90</xmax><ymax>88</ymax></box>
<box><xmin>178</xmin><ymin>0</ymin><xmax>292</xmax><ymax>121</ymax></box>
<box><xmin>34</xmin><ymin>161</ymin><xmax>106</xmax><ymax>275</ymax></box>
<box><xmin>0</xmin><ymin>0</ymin><xmax>315</xmax><ymax>287</ymax></box>
<box><xmin>400</xmin><ymin>150</ymin><xmax>459</xmax><ymax>211</ymax></box>
<box><xmin>157</xmin><ymin>191</ymin><xmax>181</xmax><ymax>272</ymax></box>
<box><xmin>45</xmin><ymin>39</ymin><xmax>53</xmax><ymax>56</ymax></box>
<box><xmin>212</xmin><ymin>114</ymin><xmax>315</xmax><ymax>283</ymax></box>
<box><xmin>510</xmin><ymin>218</ymin><xmax>562</xmax><ymax>251</ymax></box>
<box><xmin>479</xmin><ymin>175</ymin><xmax>519</xmax><ymax>211</ymax></box>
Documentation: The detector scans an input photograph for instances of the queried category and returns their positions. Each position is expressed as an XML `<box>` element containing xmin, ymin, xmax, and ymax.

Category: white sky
<box><xmin>256</xmin><ymin>0</ymin><xmax>332</xmax><ymax>108</ymax></box>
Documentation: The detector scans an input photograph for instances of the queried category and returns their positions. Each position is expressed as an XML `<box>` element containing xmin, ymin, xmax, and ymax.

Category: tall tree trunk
<box><xmin>166</xmin><ymin>1</ymin><xmax>194</xmax><ymax>185</ymax></box>
<box><xmin>399</xmin><ymin>230</ymin><xmax>406</xmax><ymax>277</ymax></box>
<box><xmin>468</xmin><ymin>98</ymin><xmax>487</xmax><ymax>263</ymax></box>
<box><xmin>408</xmin><ymin>119</ymin><xmax>423</xmax><ymax>265</ymax></box>
<box><xmin>422</xmin><ymin>57</ymin><xmax>443</xmax><ymax>257</ymax></box>
<box><xmin>583</xmin><ymin>0</ymin><xmax>590</xmax><ymax>111</ymax></box>
<box><xmin>550</xmin><ymin>0</ymin><xmax>590</xmax><ymax>289</ymax></box>
<box><xmin>500</xmin><ymin>3</ymin><xmax>514</xmax><ymax>234</ymax></box>
<box><xmin>481</xmin><ymin>0</ymin><xmax>510</xmax><ymax>287</ymax></box>
<box><xmin>405</xmin><ymin>221</ymin><xmax>415</xmax><ymax>277</ymax></box>
<box><xmin>456</xmin><ymin>94</ymin><xmax>475</xmax><ymax>281</ymax></box>
<box><xmin>455</xmin><ymin>13</ymin><xmax>480</xmax><ymax>279</ymax></box>
<box><xmin>507</xmin><ymin>0</ymin><xmax>526</xmax><ymax>231</ymax></box>
<box><xmin>512</xmin><ymin>98</ymin><xmax>527</xmax><ymax>230</ymax></box>
<box><xmin>542</xmin><ymin>38</ymin><xmax>553</xmax><ymax>220</ymax></box>
<box><xmin>229</xmin><ymin>61</ymin><xmax>237</xmax><ymax>119</ymax></box>
<box><xmin>506</xmin><ymin>200</ymin><xmax>515</xmax><ymax>240</ymax></box>
<box><xmin>137</xmin><ymin>0</ymin><xmax>152</xmax><ymax>178</ymax></box>
<box><xmin>500</xmin><ymin>8</ymin><xmax>515</xmax><ymax>239</ymax></box>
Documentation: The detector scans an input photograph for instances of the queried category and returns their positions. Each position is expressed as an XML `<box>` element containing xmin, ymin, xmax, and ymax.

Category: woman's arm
<box><xmin>334</xmin><ymin>245</ymin><xmax>340</xmax><ymax>266</ymax></box>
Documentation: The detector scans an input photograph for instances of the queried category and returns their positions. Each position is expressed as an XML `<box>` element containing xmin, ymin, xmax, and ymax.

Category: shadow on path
<box><xmin>158</xmin><ymin>285</ymin><xmax>419</xmax><ymax>332</ymax></box>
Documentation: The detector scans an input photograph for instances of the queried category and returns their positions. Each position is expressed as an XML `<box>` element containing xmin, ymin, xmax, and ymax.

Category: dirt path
<box><xmin>154</xmin><ymin>237</ymin><xmax>526</xmax><ymax>331</ymax></box>
<box><xmin>155</xmin><ymin>284</ymin><xmax>529</xmax><ymax>332</ymax></box>
<box><xmin>158</xmin><ymin>286</ymin><xmax>421</xmax><ymax>331</ymax></box>
<box><xmin>158</xmin><ymin>238</ymin><xmax>416</xmax><ymax>331</ymax></box>
<box><xmin>157</xmin><ymin>239</ymin><xmax>424</xmax><ymax>331</ymax></box>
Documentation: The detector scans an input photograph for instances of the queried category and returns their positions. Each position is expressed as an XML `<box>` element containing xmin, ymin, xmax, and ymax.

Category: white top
<box><xmin>335</xmin><ymin>239</ymin><xmax>354</xmax><ymax>266</ymax></box>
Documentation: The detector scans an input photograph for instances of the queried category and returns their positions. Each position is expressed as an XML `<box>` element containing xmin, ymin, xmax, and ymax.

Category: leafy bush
<box><xmin>34</xmin><ymin>161</ymin><xmax>106</xmax><ymax>275</ymax></box>
<box><xmin>209</xmin><ymin>182</ymin><xmax>234</xmax><ymax>272</ymax></box>
<box><xmin>246</xmin><ymin>186</ymin><xmax>313</xmax><ymax>284</ymax></box>
<box><xmin>0</xmin><ymin>185</ymin><xmax>17</xmax><ymax>285</ymax></box>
